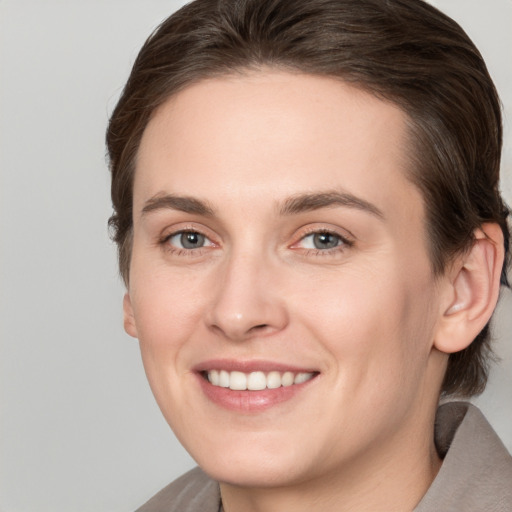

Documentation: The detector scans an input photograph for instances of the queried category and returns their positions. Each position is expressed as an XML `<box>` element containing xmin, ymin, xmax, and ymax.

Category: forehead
<box><xmin>135</xmin><ymin>71</ymin><xmax>424</xmax><ymax>228</ymax></box>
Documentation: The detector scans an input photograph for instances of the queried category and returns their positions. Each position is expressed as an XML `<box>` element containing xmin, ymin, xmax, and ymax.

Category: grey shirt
<box><xmin>136</xmin><ymin>402</ymin><xmax>512</xmax><ymax>511</ymax></box>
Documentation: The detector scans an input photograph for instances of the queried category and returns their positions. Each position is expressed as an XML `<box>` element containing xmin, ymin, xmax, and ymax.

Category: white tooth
<box><xmin>229</xmin><ymin>371</ymin><xmax>247</xmax><ymax>390</ymax></box>
<box><xmin>247</xmin><ymin>371</ymin><xmax>266</xmax><ymax>391</ymax></box>
<box><xmin>294</xmin><ymin>372</ymin><xmax>314</xmax><ymax>384</ymax></box>
<box><xmin>208</xmin><ymin>369</ymin><xmax>220</xmax><ymax>386</ymax></box>
<box><xmin>219</xmin><ymin>370</ymin><xmax>230</xmax><ymax>388</ymax></box>
<box><xmin>266</xmin><ymin>371</ymin><xmax>282</xmax><ymax>389</ymax></box>
<box><xmin>281</xmin><ymin>371</ymin><xmax>294</xmax><ymax>387</ymax></box>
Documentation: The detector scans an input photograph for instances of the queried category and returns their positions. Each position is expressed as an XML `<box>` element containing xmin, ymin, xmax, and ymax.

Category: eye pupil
<box><xmin>181</xmin><ymin>232</ymin><xmax>205</xmax><ymax>249</ymax></box>
<box><xmin>313</xmin><ymin>232</ymin><xmax>339</xmax><ymax>249</ymax></box>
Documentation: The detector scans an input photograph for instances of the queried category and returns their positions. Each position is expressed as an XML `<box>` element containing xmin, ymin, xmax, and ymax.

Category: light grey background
<box><xmin>0</xmin><ymin>1</ymin><xmax>510</xmax><ymax>511</ymax></box>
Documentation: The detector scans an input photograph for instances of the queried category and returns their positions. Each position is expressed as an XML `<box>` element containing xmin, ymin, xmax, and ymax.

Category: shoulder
<box><xmin>415</xmin><ymin>402</ymin><xmax>512</xmax><ymax>512</ymax></box>
<box><xmin>135</xmin><ymin>467</ymin><xmax>220</xmax><ymax>512</ymax></box>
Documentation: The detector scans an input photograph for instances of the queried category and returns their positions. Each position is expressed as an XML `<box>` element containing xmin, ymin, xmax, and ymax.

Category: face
<box><xmin>125</xmin><ymin>71</ymin><xmax>447</xmax><ymax>488</ymax></box>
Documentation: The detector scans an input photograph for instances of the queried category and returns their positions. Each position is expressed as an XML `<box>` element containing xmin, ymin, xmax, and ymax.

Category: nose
<box><xmin>205</xmin><ymin>250</ymin><xmax>289</xmax><ymax>341</ymax></box>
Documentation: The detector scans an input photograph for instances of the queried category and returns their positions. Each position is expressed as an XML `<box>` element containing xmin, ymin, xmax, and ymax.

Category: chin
<box><xmin>200</xmin><ymin>458</ymin><xmax>303</xmax><ymax>488</ymax></box>
<box><xmin>185</xmin><ymin>434</ymin><xmax>312</xmax><ymax>488</ymax></box>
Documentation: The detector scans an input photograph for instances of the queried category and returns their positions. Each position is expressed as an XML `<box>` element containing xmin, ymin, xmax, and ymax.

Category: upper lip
<box><xmin>192</xmin><ymin>359</ymin><xmax>319</xmax><ymax>374</ymax></box>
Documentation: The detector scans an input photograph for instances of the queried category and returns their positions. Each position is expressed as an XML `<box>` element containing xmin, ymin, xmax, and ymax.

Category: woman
<box><xmin>106</xmin><ymin>0</ymin><xmax>512</xmax><ymax>510</ymax></box>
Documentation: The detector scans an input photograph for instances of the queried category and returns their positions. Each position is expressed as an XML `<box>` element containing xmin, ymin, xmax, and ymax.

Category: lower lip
<box><xmin>196</xmin><ymin>373</ymin><xmax>317</xmax><ymax>413</ymax></box>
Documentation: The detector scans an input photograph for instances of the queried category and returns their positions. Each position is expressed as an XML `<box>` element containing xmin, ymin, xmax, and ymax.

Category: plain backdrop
<box><xmin>0</xmin><ymin>1</ymin><xmax>510</xmax><ymax>511</ymax></box>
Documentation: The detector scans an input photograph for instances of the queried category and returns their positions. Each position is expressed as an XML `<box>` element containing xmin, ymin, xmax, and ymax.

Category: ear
<box><xmin>434</xmin><ymin>223</ymin><xmax>504</xmax><ymax>354</ymax></box>
<box><xmin>123</xmin><ymin>292</ymin><xmax>139</xmax><ymax>338</ymax></box>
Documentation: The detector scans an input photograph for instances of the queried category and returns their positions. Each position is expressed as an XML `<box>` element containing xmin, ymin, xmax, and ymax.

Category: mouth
<box><xmin>202</xmin><ymin>369</ymin><xmax>316</xmax><ymax>391</ymax></box>
<box><xmin>194</xmin><ymin>361</ymin><xmax>320</xmax><ymax>412</ymax></box>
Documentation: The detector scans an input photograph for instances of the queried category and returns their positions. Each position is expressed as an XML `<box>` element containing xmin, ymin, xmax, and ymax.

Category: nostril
<box><xmin>251</xmin><ymin>324</ymin><xmax>269</xmax><ymax>332</ymax></box>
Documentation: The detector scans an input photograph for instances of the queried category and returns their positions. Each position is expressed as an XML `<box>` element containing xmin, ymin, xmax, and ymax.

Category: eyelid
<box><xmin>159</xmin><ymin>222</ymin><xmax>216</xmax><ymax>241</ymax></box>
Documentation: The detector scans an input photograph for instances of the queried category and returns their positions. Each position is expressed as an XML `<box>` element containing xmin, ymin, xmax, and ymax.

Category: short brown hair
<box><xmin>107</xmin><ymin>0</ymin><xmax>510</xmax><ymax>396</ymax></box>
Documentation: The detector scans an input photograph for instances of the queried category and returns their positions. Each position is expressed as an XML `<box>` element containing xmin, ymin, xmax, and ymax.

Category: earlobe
<box><xmin>123</xmin><ymin>292</ymin><xmax>139</xmax><ymax>338</ymax></box>
<box><xmin>434</xmin><ymin>223</ymin><xmax>504</xmax><ymax>354</ymax></box>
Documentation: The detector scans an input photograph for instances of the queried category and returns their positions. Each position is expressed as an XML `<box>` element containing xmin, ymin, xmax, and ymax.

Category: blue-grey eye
<box><xmin>168</xmin><ymin>231</ymin><xmax>212</xmax><ymax>249</ymax></box>
<box><xmin>300</xmin><ymin>232</ymin><xmax>343</xmax><ymax>250</ymax></box>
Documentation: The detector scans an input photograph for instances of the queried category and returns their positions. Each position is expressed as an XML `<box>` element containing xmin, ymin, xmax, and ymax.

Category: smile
<box><xmin>205</xmin><ymin>370</ymin><xmax>316</xmax><ymax>391</ymax></box>
<box><xmin>195</xmin><ymin>361</ymin><xmax>320</xmax><ymax>412</ymax></box>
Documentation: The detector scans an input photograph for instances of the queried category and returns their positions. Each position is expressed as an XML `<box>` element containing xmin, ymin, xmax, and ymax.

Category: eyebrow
<box><xmin>141</xmin><ymin>190</ymin><xmax>384</xmax><ymax>220</ymax></box>
<box><xmin>141</xmin><ymin>194</ymin><xmax>215</xmax><ymax>217</ymax></box>
<box><xmin>279</xmin><ymin>191</ymin><xmax>384</xmax><ymax>219</ymax></box>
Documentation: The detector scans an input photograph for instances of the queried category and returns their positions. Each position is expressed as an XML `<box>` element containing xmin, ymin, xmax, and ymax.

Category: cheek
<box><xmin>131</xmin><ymin>262</ymin><xmax>210</xmax><ymax>340</ymax></box>
<box><xmin>128</xmin><ymin>261</ymin><xmax>216</xmax><ymax>399</ymax></box>
<box><xmin>129</xmin><ymin>266</ymin><xmax>214</xmax><ymax>418</ymax></box>
<box><xmin>291</xmin><ymin>265</ymin><xmax>405</xmax><ymax>341</ymax></box>
<box><xmin>292</xmin><ymin>263</ymin><xmax>438</xmax><ymax>385</ymax></box>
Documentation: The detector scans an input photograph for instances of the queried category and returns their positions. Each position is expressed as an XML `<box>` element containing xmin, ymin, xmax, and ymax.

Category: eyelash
<box><xmin>158</xmin><ymin>227</ymin><xmax>354</xmax><ymax>257</ymax></box>
<box><xmin>291</xmin><ymin>228</ymin><xmax>354</xmax><ymax>256</ymax></box>
<box><xmin>159</xmin><ymin>228</ymin><xmax>216</xmax><ymax>257</ymax></box>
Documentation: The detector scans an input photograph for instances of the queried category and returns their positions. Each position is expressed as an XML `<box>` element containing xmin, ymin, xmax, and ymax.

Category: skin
<box><xmin>123</xmin><ymin>71</ymin><xmax>502</xmax><ymax>511</ymax></box>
